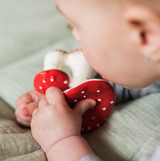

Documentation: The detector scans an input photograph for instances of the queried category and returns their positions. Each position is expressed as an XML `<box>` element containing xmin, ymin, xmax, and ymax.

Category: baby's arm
<box><xmin>109</xmin><ymin>79</ymin><xmax>160</xmax><ymax>105</ymax></box>
<box><xmin>46</xmin><ymin>136</ymin><xmax>93</xmax><ymax>161</ymax></box>
<box><xmin>31</xmin><ymin>87</ymin><xmax>96</xmax><ymax>161</ymax></box>
<box><xmin>15</xmin><ymin>90</ymin><xmax>45</xmax><ymax>126</ymax></box>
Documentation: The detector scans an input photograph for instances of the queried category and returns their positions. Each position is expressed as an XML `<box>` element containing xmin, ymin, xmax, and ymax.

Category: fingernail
<box><xmin>91</xmin><ymin>100</ymin><xmax>96</xmax><ymax>107</ymax></box>
<box><xmin>22</xmin><ymin>108</ymin><xmax>29</xmax><ymax>116</ymax></box>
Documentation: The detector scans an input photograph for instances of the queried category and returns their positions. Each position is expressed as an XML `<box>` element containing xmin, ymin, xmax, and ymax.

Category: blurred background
<box><xmin>1</xmin><ymin>1</ymin><xmax>160</xmax><ymax>161</ymax></box>
<box><xmin>0</xmin><ymin>0</ymin><xmax>80</xmax><ymax>108</ymax></box>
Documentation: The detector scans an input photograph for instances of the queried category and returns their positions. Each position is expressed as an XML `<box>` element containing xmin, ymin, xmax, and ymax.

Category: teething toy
<box><xmin>34</xmin><ymin>69</ymin><xmax>70</xmax><ymax>94</ymax></box>
<box><xmin>64</xmin><ymin>79</ymin><xmax>115</xmax><ymax>133</ymax></box>
<box><xmin>43</xmin><ymin>49</ymin><xmax>97</xmax><ymax>87</ymax></box>
<box><xmin>34</xmin><ymin>69</ymin><xmax>116</xmax><ymax>133</ymax></box>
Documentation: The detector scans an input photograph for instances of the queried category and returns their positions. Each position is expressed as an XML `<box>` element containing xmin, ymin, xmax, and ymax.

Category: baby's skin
<box><xmin>15</xmin><ymin>87</ymin><xmax>96</xmax><ymax>160</ymax></box>
<box><xmin>15</xmin><ymin>0</ymin><xmax>160</xmax><ymax>160</ymax></box>
<box><xmin>15</xmin><ymin>90</ymin><xmax>45</xmax><ymax>126</ymax></box>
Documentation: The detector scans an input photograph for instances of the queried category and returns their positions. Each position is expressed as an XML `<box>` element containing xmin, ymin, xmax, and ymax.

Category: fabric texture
<box><xmin>80</xmin><ymin>145</ymin><xmax>160</xmax><ymax>161</ymax></box>
<box><xmin>109</xmin><ymin>79</ymin><xmax>160</xmax><ymax>104</ymax></box>
<box><xmin>139</xmin><ymin>146</ymin><xmax>160</xmax><ymax>161</ymax></box>
<box><xmin>0</xmin><ymin>98</ymin><xmax>46</xmax><ymax>161</ymax></box>
<box><xmin>79</xmin><ymin>154</ymin><xmax>103</xmax><ymax>161</ymax></box>
<box><xmin>0</xmin><ymin>0</ymin><xmax>160</xmax><ymax>161</ymax></box>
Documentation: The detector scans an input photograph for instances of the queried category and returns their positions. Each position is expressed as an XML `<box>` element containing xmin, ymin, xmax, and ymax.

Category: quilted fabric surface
<box><xmin>0</xmin><ymin>0</ymin><xmax>160</xmax><ymax>161</ymax></box>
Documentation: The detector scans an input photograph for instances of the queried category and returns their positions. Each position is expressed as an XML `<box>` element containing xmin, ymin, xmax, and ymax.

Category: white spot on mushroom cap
<box><xmin>103</xmin><ymin>107</ymin><xmax>107</xmax><ymax>111</ymax></box>
<box><xmin>92</xmin><ymin>117</ymin><xmax>95</xmax><ymax>120</ymax></box>
<box><xmin>98</xmin><ymin>99</ymin><xmax>102</xmax><ymax>102</ymax></box>
<box><xmin>64</xmin><ymin>80</ymin><xmax>68</xmax><ymax>84</ymax></box>
<box><xmin>81</xmin><ymin>91</ymin><xmax>85</xmax><ymax>94</ymax></box>
<box><xmin>39</xmin><ymin>86</ymin><xmax>43</xmax><ymax>90</ymax></box>
<box><xmin>50</xmin><ymin>78</ymin><xmax>54</xmax><ymax>82</ymax></box>
<box><xmin>43</xmin><ymin>80</ymin><xmax>46</xmax><ymax>83</ymax></box>
<box><xmin>88</xmin><ymin>127</ymin><xmax>91</xmax><ymax>130</ymax></box>
<box><xmin>83</xmin><ymin>95</ymin><xmax>86</xmax><ymax>98</ymax></box>
<box><xmin>97</xmin><ymin>90</ymin><xmax>100</xmax><ymax>93</ymax></box>
<box><xmin>74</xmin><ymin>100</ymin><xmax>78</xmax><ymax>103</ymax></box>
<box><xmin>97</xmin><ymin>124</ymin><xmax>100</xmax><ymax>127</ymax></box>
<box><xmin>111</xmin><ymin>101</ymin><xmax>114</xmax><ymax>104</ymax></box>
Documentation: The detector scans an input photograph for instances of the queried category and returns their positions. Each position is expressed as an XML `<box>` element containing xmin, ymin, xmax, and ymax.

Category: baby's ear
<box><xmin>124</xmin><ymin>4</ymin><xmax>160</xmax><ymax>63</ymax></box>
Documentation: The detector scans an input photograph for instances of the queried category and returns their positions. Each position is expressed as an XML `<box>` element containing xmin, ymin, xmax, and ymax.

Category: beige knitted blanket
<box><xmin>1</xmin><ymin>93</ymin><xmax>160</xmax><ymax>161</ymax></box>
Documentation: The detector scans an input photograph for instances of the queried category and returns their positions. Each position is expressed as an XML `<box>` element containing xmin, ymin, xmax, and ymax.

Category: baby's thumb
<box><xmin>22</xmin><ymin>101</ymin><xmax>39</xmax><ymax>116</ymax></box>
<box><xmin>73</xmin><ymin>99</ymin><xmax>96</xmax><ymax>116</ymax></box>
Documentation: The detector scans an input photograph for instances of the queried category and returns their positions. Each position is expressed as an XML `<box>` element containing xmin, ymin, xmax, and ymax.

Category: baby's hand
<box><xmin>15</xmin><ymin>91</ymin><xmax>45</xmax><ymax>127</ymax></box>
<box><xmin>31</xmin><ymin>87</ymin><xmax>96</xmax><ymax>153</ymax></box>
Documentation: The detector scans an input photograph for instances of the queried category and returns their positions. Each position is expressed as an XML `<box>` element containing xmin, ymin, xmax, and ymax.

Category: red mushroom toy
<box><xmin>34</xmin><ymin>69</ymin><xmax>116</xmax><ymax>133</ymax></box>
<box><xmin>34</xmin><ymin>69</ymin><xmax>70</xmax><ymax>93</ymax></box>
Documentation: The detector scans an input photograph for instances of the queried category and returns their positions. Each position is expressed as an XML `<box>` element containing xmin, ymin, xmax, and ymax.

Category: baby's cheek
<box><xmin>82</xmin><ymin>47</ymin><xmax>96</xmax><ymax>66</ymax></box>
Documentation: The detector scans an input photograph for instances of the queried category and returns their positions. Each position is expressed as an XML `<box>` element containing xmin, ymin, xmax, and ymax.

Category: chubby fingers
<box><xmin>16</xmin><ymin>91</ymin><xmax>45</xmax><ymax>117</ymax></box>
<box><xmin>32</xmin><ymin>87</ymin><xmax>68</xmax><ymax>116</ymax></box>
<box><xmin>16</xmin><ymin>92</ymin><xmax>34</xmax><ymax>113</ymax></box>
<box><xmin>15</xmin><ymin>109</ymin><xmax>32</xmax><ymax>127</ymax></box>
<box><xmin>21</xmin><ymin>101</ymin><xmax>39</xmax><ymax>116</ymax></box>
<box><xmin>38</xmin><ymin>87</ymin><xmax>96</xmax><ymax>117</ymax></box>
<box><xmin>46</xmin><ymin>87</ymin><xmax>68</xmax><ymax>107</ymax></box>
<box><xmin>32</xmin><ymin>98</ymin><xmax>48</xmax><ymax>117</ymax></box>
<box><xmin>23</xmin><ymin>94</ymin><xmax>47</xmax><ymax>116</ymax></box>
<box><xmin>73</xmin><ymin>99</ymin><xmax>96</xmax><ymax>116</ymax></box>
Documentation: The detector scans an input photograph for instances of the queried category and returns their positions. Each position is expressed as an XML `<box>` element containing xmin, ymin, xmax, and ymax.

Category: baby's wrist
<box><xmin>46</xmin><ymin>135</ymin><xmax>93</xmax><ymax>161</ymax></box>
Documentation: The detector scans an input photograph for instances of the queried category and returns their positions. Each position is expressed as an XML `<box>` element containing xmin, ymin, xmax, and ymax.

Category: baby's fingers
<box><xmin>15</xmin><ymin>109</ymin><xmax>32</xmax><ymax>127</ymax></box>
<box><xmin>22</xmin><ymin>101</ymin><xmax>39</xmax><ymax>116</ymax></box>
<box><xmin>46</xmin><ymin>87</ymin><xmax>68</xmax><ymax>107</ymax></box>
<box><xmin>73</xmin><ymin>99</ymin><xmax>96</xmax><ymax>116</ymax></box>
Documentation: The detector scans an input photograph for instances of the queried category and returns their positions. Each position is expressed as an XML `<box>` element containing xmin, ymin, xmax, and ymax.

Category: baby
<box><xmin>15</xmin><ymin>0</ymin><xmax>160</xmax><ymax>160</ymax></box>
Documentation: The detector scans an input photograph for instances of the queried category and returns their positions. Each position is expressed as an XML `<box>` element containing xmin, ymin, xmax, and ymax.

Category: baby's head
<box><xmin>54</xmin><ymin>0</ymin><xmax>160</xmax><ymax>89</ymax></box>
